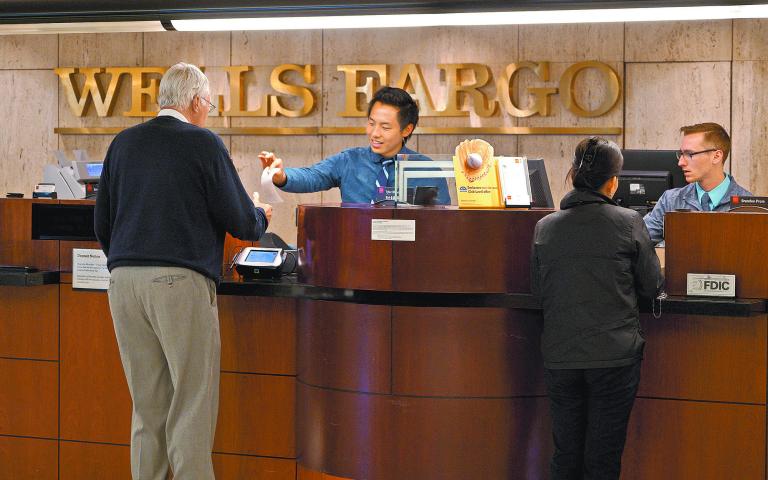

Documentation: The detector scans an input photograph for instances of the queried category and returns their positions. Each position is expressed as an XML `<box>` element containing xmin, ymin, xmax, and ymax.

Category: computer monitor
<box><xmin>526</xmin><ymin>158</ymin><xmax>555</xmax><ymax>208</ymax></box>
<box><xmin>616</xmin><ymin>150</ymin><xmax>683</xmax><ymax>213</ymax></box>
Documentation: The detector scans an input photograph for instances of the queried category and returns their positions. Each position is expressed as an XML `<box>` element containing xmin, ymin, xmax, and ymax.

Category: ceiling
<box><xmin>0</xmin><ymin>0</ymin><xmax>762</xmax><ymax>24</ymax></box>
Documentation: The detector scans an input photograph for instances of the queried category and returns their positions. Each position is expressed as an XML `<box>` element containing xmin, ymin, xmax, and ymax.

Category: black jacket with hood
<box><xmin>531</xmin><ymin>188</ymin><xmax>663</xmax><ymax>369</ymax></box>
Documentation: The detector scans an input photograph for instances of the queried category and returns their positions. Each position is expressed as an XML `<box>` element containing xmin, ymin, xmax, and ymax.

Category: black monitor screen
<box><xmin>621</xmin><ymin>150</ymin><xmax>683</xmax><ymax>188</ymax></box>
<box><xmin>527</xmin><ymin>159</ymin><xmax>554</xmax><ymax>208</ymax></box>
<box><xmin>614</xmin><ymin>170</ymin><xmax>672</xmax><ymax>211</ymax></box>
<box><xmin>618</xmin><ymin>150</ymin><xmax>682</xmax><ymax>213</ymax></box>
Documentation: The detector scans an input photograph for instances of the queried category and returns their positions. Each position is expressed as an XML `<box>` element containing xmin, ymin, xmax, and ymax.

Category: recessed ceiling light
<box><xmin>171</xmin><ymin>5</ymin><xmax>768</xmax><ymax>31</ymax></box>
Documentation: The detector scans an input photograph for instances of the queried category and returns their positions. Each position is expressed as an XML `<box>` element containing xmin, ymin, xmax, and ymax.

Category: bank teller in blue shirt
<box><xmin>258</xmin><ymin>86</ymin><xmax>450</xmax><ymax>205</ymax></box>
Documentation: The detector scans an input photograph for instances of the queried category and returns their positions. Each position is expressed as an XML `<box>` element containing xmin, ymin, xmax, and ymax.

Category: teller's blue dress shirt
<box><xmin>280</xmin><ymin>145</ymin><xmax>451</xmax><ymax>204</ymax></box>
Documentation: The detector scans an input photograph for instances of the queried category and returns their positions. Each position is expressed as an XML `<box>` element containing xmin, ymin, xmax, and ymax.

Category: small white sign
<box><xmin>73</xmin><ymin>248</ymin><xmax>110</xmax><ymax>290</ymax></box>
<box><xmin>686</xmin><ymin>273</ymin><xmax>736</xmax><ymax>297</ymax></box>
<box><xmin>498</xmin><ymin>157</ymin><xmax>531</xmax><ymax>208</ymax></box>
<box><xmin>371</xmin><ymin>219</ymin><xmax>416</xmax><ymax>242</ymax></box>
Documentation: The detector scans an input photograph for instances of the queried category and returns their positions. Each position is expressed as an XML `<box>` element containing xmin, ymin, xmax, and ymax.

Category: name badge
<box><xmin>686</xmin><ymin>273</ymin><xmax>736</xmax><ymax>297</ymax></box>
<box><xmin>374</xmin><ymin>186</ymin><xmax>396</xmax><ymax>203</ymax></box>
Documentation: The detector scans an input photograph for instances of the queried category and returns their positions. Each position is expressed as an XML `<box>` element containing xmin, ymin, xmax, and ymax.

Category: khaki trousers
<box><xmin>109</xmin><ymin>266</ymin><xmax>220</xmax><ymax>480</ymax></box>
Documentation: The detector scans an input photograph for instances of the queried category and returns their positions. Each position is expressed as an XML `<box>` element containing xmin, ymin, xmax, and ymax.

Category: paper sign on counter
<box><xmin>73</xmin><ymin>248</ymin><xmax>110</xmax><ymax>290</ymax></box>
<box><xmin>371</xmin><ymin>219</ymin><xmax>416</xmax><ymax>241</ymax></box>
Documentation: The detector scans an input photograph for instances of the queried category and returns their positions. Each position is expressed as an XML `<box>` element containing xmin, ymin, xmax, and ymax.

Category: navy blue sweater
<box><xmin>95</xmin><ymin>116</ymin><xmax>268</xmax><ymax>281</ymax></box>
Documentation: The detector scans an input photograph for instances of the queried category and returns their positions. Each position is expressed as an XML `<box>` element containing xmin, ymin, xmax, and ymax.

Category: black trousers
<box><xmin>544</xmin><ymin>361</ymin><xmax>641</xmax><ymax>480</ymax></box>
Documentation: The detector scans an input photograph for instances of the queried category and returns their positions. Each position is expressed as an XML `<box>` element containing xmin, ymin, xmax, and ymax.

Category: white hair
<box><xmin>158</xmin><ymin>62</ymin><xmax>210</xmax><ymax>109</ymax></box>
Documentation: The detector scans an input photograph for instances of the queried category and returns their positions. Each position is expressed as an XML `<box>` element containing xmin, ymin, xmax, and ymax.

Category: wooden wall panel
<box><xmin>0</xmin><ymin>359</ymin><xmax>58</xmax><ymax>438</ymax></box>
<box><xmin>297</xmin><ymin>382</ymin><xmax>551</xmax><ymax>480</ymax></box>
<box><xmin>0</xmin><ymin>436</ymin><xmax>58</xmax><ymax>480</ymax></box>
<box><xmin>624</xmin><ymin>398</ymin><xmax>765</xmax><ymax>480</ymax></box>
<box><xmin>59</xmin><ymin>441</ymin><xmax>131</xmax><ymax>480</ymax></box>
<box><xmin>0</xmin><ymin>199</ymin><xmax>59</xmax><ymax>270</ymax></box>
<box><xmin>59</xmin><ymin>240</ymin><xmax>101</xmax><ymax>272</ymax></box>
<box><xmin>297</xmin><ymin>205</ymin><xmax>394</xmax><ymax>290</ymax></box>
<box><xmin>392</xmin><ymin>306</ymin><xmax>545</xmax><ymax>397</ymax></box>
<box><xmin>298</xmin><ymin>465</ymin><xmax>350</xmax><ymax>480</ymax></box>
<box><xmin>219</xmin><ymin>295</ymin><xmax>296</xmax><ymax>375</ymax></box>
<box><xmin>297</xmin><ymin>465</ymin><xmax>326</xmax><ymax>480</ymax></box>
<box><xmin>0</xmin><ymin>285</ymin><xmax>58</xmax><ymax>360</ymax></box>
<box><xmin>392</xmin><ymin>209</ymin><xmax>550</xmax><ymax>293</ymax></box>
<box><xmin>59</xmin><ymin>286</ymin><xmax>131</xmax><ymax>444</ymax></box>
<box><xmin>213</xmin><ymin>453</ymin><xmax>296</xmax><ymax>480</ymax></box>
<box><xmin>639</xmin><ymin>313</ymin><xmax>767</xmax><ymax>404</ymax></box>
<box><xmin>222</xmin><ymin>232</ymin><xmax>255</xmax><ymax>279</ymax></box>
<box><xmin>297</xmin><ymin>300</ymin><xmax>391</xmax><ymax>394</ymax></box>
<box><xmin>664</xmin><ymin>212</ymin><xmax>768</xmax><ymax>298</ymax></box>
<box><xmin>214</xmin><ymin>373</ymin><xmax>295</xmax><ymax>458</ymax></box>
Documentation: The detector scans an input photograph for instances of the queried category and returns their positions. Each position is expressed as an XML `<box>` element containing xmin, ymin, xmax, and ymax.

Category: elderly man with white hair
<box><xmin>95</xmin><ymin>62</ymin><xmax>272</xmax><ymax>479</ymax></box>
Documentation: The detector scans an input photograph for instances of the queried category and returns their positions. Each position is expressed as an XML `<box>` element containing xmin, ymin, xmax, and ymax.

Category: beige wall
<box><xmin>1</xmin><ymin>19</ymin><xmax>766</xmax><ymax>243</ymax></box>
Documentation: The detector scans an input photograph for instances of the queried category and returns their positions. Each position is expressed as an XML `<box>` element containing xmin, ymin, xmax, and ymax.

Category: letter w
<box><xmin>55</xmin><ymin>67</ymin><xmax>127</xmax><ymax>117</ymax></box>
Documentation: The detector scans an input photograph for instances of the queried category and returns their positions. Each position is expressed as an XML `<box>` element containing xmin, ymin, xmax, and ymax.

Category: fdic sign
<box><xmin>686</xmin><ymin>273</ymin><xmax>736</xmax><ymax>297</ymax></box>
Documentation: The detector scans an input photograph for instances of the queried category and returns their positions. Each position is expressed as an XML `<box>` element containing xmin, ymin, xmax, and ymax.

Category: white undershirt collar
<box><xmin>157</xmin><ymin>108</ymin><xmax>189</xmax><ymax>123</ymax></box>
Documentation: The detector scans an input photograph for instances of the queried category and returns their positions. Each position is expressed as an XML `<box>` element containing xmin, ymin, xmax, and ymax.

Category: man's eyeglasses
<box><xmin>675</xmin><ymin>148</ymin><xmax>718</xmax><ymax>161</ymax></box>
<box><xmin>199</xmin><ymin>96</ymin><xmax>217</xmax><ymax>113</ymax></box>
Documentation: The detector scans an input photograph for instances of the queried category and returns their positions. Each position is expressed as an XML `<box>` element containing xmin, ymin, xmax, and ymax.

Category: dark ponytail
<box><xmin>567</xmin><ymin>137</ymin><xmax>623</xmax><ymax>190</ymax></box>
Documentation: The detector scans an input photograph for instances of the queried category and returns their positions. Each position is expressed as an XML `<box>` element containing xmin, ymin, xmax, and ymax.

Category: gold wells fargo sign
<box><xmin>54</xmin><ymin>61</ymin><xmax>622</xmax><ymax>135</ymax></box>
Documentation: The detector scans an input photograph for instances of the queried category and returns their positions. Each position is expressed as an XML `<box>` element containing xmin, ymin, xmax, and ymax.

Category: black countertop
<box><xmin>1</xmin><ymin>271</ymin><xmax>763</xmax><ymax>316</ymax></box>
<box><xmin>218</xmin><ymin>275</ymin><xmax>767</xmax><ymax>316</ymax></box>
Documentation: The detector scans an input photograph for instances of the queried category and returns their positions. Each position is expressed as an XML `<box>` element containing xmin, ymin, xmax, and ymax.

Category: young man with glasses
<box><xmin>643</xmin><ymin>122</ymin><xmax>752</xmax><ymax>245</ymax></box>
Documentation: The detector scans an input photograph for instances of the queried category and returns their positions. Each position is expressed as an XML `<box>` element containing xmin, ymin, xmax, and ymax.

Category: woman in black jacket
<box><xmin>531</xmin><ymin>137</ymin><xmax>662</xmax><ymax>480</ymax></box>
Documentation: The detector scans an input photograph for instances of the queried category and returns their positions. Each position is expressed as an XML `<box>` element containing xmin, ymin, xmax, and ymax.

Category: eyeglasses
<box><xmin>199</xmin><ymin>96</ymin><xmax>217</xmax><ymax>113</ymax></box>
<box><xmin>675</xmin><ymin>148</ymin><xmax>717</xmax><ymax>161</ymax></box>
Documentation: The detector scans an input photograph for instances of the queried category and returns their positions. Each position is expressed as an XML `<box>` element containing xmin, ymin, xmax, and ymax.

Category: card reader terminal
<box><xmin>234</xmin><ymin>247</ymin><xmax>285</xmax><ymax>280</ymax></box>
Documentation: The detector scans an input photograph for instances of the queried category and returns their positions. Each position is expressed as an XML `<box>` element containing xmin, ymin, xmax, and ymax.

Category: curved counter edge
<box><xmin>216</xmin><ymin>277</ymin><xmax>766</xmax><ymax>316</ymax></box>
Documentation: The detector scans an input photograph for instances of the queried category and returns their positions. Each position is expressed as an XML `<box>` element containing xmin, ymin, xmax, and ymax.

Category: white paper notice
<box><xmin>371</xmin><ymin>219</ymin><xmax>416</xmax><ymax>242</ymax></box>
<box><xmin>259</xmin><ymin>167</ymin><xmax>284</xmax><ymax>204</ymax></box>
<box><xmin>72</xmin><ymin>248</ymin><xmax>110</xmax><ymax>290</ymax></box>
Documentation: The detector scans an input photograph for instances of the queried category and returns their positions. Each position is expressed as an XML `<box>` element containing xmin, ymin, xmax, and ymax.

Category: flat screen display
<box><xmin>245</xmin><ymin>250</ymin><xmax>279</xmax><ymax>264</ymax></box>
<box><xmin>86</xmin><ymin>163</ymin><xmax>103</xmax><ymax>177</ymax></box>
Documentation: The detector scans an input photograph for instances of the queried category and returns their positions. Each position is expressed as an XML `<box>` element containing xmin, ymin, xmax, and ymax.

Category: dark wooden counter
<box><xmin>4</xmin><ymin>198</ymin><xmax>768</xmax><ymax>480</ymax></box>
<box><xmin>0</xmin><ymin>198</ymin><xmax>293</xmax><ymax>480</ymax></box>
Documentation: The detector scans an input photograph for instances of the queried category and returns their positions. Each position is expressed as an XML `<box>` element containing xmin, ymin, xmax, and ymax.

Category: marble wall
<box><xmin>0</xmin><ymin>19</ymin><xmax>765</xmax><ymax>242</ymax></box>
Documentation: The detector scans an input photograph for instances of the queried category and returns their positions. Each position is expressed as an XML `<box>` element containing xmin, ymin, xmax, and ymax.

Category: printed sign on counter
<box><xmin>371</xmin><ymin>219</ymin><xmax>416</xmax><ymax>241</ymax></box>
<box><xmin>73</xmin><ymin>248</ymin><xmax>110</xmax><ymax>290</ymax></box>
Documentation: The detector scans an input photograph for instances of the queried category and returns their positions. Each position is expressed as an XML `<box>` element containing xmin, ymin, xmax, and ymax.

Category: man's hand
<box><xmin>258</xmin><ymin>151</ymin><xmax>287</xmax><ymax>187</ymax></box>
<box><xmin>252</xmin><ymin>192</ymin><xmax>273</xmax><ymax>223</ymax></box>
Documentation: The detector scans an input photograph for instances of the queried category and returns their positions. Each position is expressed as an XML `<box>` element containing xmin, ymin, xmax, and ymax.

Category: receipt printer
<box><xmin>234</xmin><ymin>247</ymin><xmax>289</xmax><ymax>280</ymax></box>
<box><xmin>42</xmin><ymin>150</ymin><xmax>103</xmax><ymax>199</ymax></box>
